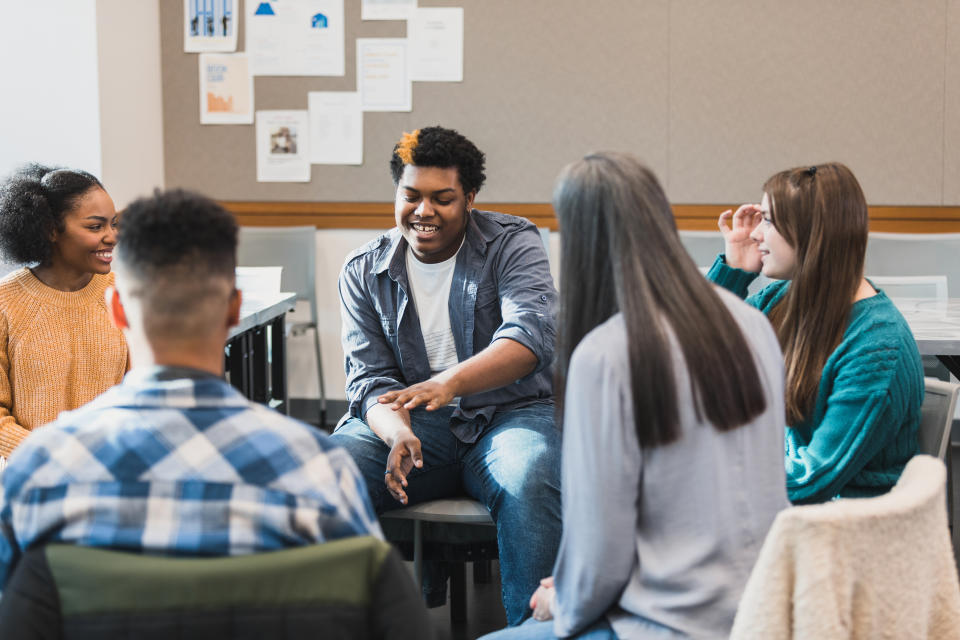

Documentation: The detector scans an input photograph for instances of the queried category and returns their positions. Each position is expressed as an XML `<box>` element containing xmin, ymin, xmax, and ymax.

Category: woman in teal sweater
<box><xmin>708</xmin><ymin>163</ymin><xmax>923</xmax><ymax>504</ymax></box>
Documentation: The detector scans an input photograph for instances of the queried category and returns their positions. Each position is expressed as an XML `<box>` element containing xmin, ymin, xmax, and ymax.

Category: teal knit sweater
<box><xmin>707</xmin><ymin>255</ymin><xmax>924</xmax><ymax>504</ymax></box>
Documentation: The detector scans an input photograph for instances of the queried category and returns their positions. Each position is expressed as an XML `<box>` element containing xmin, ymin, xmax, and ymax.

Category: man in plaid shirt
<box><xmin>0</xmin><ymin>189</ymin><xmax>381</xmax><ymax>591</ymax></box>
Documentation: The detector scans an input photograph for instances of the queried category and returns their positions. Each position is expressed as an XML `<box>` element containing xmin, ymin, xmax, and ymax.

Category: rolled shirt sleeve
<box><xmin>489</xmin><ymin>225</ymin><xmax>557</xmax><ymax>376</ymax></box>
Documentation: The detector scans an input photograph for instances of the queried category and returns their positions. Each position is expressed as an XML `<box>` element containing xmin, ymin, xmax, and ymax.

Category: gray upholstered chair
<box><xmin>237</xmin><ymin>225</ymin><xmax>327</xmax><ymax>427</ymax></box>
<box><xmin>0</xmin><ymin>536</ymin><xmax>431</xmax><ymax>639</ymax></box>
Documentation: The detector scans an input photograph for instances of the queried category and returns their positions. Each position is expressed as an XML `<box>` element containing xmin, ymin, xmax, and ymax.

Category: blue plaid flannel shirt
<box><xmin>0</xmin><ymin>366</ymin><xmax>382</xmax><ymax>592</ymax></box>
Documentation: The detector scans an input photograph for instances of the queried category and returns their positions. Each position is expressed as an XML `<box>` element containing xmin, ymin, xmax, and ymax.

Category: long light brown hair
<box><xmin>553</xmin><ymin>152</ymin><xmax>768</xmax><ymax>447</ymax></box>
<box><xmin>764</xmin><ymin>163</ymin><xmax>868</xmax><ymax>424</ymax></box>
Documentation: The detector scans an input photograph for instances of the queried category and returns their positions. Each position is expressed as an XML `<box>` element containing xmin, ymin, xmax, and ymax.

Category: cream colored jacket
<box><xmin>731</xmin><ymin>455</ymin><xmax>960</xmax><ymax>639</ymax></box>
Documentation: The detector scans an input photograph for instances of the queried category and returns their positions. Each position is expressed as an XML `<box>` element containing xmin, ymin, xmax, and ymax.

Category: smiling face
<box><xmin>750</xmin><ymin>192</ymin><xmax>797</xmax><ymax>280</ymax></box>
<box><xmin>49</xmin><ymin>187</ymin><xmax>119</xmax><ymax>277</ymax></box>
<box><xmin>395</xmin><ymin>164</ymin><xmax>475</xmax><ymax>264</ymax></box>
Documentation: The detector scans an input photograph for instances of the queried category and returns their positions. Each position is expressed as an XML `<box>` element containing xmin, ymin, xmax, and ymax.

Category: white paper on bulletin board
<box><xmin>308</xmin><ymin>92</ymin><xmax>363</xmax><ymax>165</ymax></box>
<box><xmin>246</xmin><ymin>0</ymin><xmax>345</xmax><ymax>76</ymax></box>
<box><xmin>199</xmin><ymin>53</ymin><xmax>253</xmax><ymax>124</ymax></box>
<box><xmin>361</xmin><ymin>0</ymin><xmax>416</xmax><ymax>21</ymax></box>
<box><xmin>184</xmin><ymin>0</ymin><xmax>239</xmax><ymax>52</ymax></box>
<box><xmin>357</xmin><ymin>38</ymin><xmax>412</xmax><ymax>112</ymax></box>
<box><xmin>408</xmin><ymin>8</ymin><xmax>463</xmax><ymax>82</ymax></box>
<box><xmin>256</xmin><ymin>110</ymin><xmax>311</xmax><ymax>182</ymax></box>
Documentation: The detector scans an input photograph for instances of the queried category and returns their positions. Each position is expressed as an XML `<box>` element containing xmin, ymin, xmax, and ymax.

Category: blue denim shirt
<box><xmin>339</xmin><ymin>209</ymin><xmax>556</xmax><ymax>443</ymax></box>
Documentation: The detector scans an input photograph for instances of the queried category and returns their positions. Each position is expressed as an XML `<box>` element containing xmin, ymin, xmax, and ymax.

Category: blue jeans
<box><xmin>480</xmin><ymin>617</ymin><xmax>618</xmax><ymax>639</ymax></box>
<box><xmin>331</xmin><ymin>402</ymin><xmax>561</xmax><ymax>626</ymax></box>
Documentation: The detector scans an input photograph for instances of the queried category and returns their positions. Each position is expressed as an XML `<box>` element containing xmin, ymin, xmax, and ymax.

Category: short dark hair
<box><xmin>116</xmin><ymin>189</ymin><xmax>238</xmax><ymax>340</ymax></box>
<box><xmin>117</xmin><ymin>188</ymin><xmax>237</xmax><ymax>282</ymax></box>
<box><xmin>390</xmin><ymin>126</ymin><xmax>486</xmax><ymax>195</ymax></box>
<box><xmin>0</xmin><ymin>163</ymin><xmax>103</xmax><ymax>264</ymax></box>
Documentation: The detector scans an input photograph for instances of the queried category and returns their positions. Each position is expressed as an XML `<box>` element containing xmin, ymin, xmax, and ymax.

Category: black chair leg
<box><xmin>449</xmin><ymin>561</ymin><xmax>467</xmax><ymax>624</ymax></box>
<box><xmin>473</xmin><ymin>559</ymin><xmax>492</xmax><ymax>583</ymax></box>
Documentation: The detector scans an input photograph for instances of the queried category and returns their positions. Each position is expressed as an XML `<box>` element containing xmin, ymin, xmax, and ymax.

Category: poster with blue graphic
<box><xmin>184</xmin><ymin>0</ymin><xmax>238</xmax><ymax>52</ymax></box>
<box><xmin>246</xmin><ymin>0</ymin><xmax>345</xmax><ymax>76</ymax></box>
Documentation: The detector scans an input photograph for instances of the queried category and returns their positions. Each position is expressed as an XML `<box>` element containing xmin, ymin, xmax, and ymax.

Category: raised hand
<box><xmin>717</xmin><ymin>203</ymin><xmax>763</xmax><ymax>273</ymax></box>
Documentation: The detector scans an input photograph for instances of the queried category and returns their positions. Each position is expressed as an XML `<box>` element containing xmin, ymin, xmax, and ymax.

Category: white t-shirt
<box><xmin>405</xmin><ymin>245</ymin><xmax>461</xmax><ymax>376</ymax></box>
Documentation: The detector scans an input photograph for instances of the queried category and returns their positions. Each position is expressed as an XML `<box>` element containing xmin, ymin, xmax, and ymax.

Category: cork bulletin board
<box><xmin>159</xmin><ymin>0</ymin><xmax>960</xmax><ymax>231</ymax></box>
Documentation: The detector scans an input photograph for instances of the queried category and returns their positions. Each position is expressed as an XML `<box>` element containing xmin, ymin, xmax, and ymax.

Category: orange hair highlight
<box><xmin>395</xmin><ymin>129</ymin><xmax>420</xmax><ymax>164</ymax></box>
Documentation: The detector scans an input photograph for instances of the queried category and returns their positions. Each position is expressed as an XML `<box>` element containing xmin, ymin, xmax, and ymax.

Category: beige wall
<box><xmin>668</xmin><ymin>1</ymin><xmax>947</xmax><ymax>205</ymax></box>
<box><xmin>96</xmin><ymin>0</ymin><xmax>165</xmax><ymax>209</ymax></box>
<box><xmin>944</xmin><ymin>0</ymin><xmax>960</xmax><ymax>204</ymax></box>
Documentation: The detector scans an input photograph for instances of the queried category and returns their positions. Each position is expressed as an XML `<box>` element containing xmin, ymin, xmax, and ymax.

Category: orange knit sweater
<box><xmin>0</xmin><ymin>268</ymin><xmax>128</xmax><ymax>458</ymax></box>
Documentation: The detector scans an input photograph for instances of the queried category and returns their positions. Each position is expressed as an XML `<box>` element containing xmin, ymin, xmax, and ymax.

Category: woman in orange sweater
<box><xmin>0</xmin><ymin>165</ymin><xmax>128</xmax><ymax>461</ymax></box>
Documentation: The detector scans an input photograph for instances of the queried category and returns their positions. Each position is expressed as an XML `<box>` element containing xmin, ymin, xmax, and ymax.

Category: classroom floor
<box><xmin>422</xmin><ymin>560</ymin><xmax>508</xmax><ymax>640</ymax></box>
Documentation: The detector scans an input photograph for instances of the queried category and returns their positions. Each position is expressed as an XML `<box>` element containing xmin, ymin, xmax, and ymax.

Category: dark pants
<box><xmin>331</xmin><ymin>403</ymin><xmax>561</xmax><ymax>626</ymax></box>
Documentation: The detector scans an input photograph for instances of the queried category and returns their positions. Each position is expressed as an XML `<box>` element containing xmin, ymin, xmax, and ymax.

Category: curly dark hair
<box><xmin>0</xmin><ymin>164</ymin><xmax>103</xmax><ymax>264</ymax></box>
<box><xmin>390</xmin><ymin>126</ymin><xmax>487</xmax><ymax>195</ymax></box>
<box><xmin>117</xmin><ymin>188</ymin><xmax>237</xmax><ymax>281</ymax></box>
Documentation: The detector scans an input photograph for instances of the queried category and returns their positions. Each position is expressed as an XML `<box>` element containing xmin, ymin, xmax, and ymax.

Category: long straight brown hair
<box><xmin>553</xmin><ymin>152</ymin><xmax>768</xmax><ymax>447</ymax></box>
<box><xmin>763</xmin><ymin>163</ymin><xmax>868</xmax><ymax>425</ymax></box>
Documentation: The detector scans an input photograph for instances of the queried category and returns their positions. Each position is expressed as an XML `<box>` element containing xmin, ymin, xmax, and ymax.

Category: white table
<box><xmin>892</xmin><ymin>298</ymin><xmax>960</xmax><ymax>377</ymax></box>
<box><xmin>225</xmin><ymin>292</ymin><xmax>296</xmax><ymax>413</ymax></box>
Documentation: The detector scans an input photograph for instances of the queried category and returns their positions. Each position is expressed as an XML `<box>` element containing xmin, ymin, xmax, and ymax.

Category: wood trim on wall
<box><xmin>220</xmin><ymin>201</ymin><xmax>960</xmax><ymax>233</ymax></box>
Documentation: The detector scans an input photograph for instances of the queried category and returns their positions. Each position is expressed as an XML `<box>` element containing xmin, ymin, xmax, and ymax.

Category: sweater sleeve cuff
<box><xmin>0</xmin><ymin>423</ymin><xmax>32</xmax><ymax>459</ymax></box>
<box><xmin>706</xmin><ymin>254</ymin><xmax>758</xmax><ymax>298</ymax></box>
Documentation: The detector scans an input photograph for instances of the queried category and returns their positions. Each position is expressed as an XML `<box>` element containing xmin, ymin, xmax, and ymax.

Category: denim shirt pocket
<box><xmin>379</xmin><ymin>313</ymin><xmax>398</xmax><ymax>339</ymax></box>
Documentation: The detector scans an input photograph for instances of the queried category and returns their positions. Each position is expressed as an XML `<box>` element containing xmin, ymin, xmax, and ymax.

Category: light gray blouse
<box><xmin>551</xmin><ymin>288</ymin><xmax>789</xmax><ymax>639</ymax></box>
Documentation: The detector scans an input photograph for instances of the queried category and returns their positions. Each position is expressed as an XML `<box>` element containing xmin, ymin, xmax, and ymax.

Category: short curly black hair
<box><xmin>117</xmin><ymin>188</ymin><xmax>237</xmax><ymax>282</ymax></box>
<box><xmin>390</xmin><ymin>126</ymin><xmax>486</xmax><ymax>195</ymax></box>
<box><xmin>0</xmin><ymin>164</ymin><xmax>103</xmax><ymax>264</ymax></box>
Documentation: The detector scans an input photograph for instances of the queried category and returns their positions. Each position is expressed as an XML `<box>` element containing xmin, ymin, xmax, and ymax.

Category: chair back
<box><xmin>0</xmin><ymin>536</ymin><xmax>431</xmax><ymax>640</ymax></box>
<box><xmin>868</xmin><ymin>275</ymin><xmax>948</xmax><ymax>301</ymax></box>
<box><xmin>678</xmin><ymin>230</ymin><xmax>725</xmax><ymax>269</ymax></box>
<box><xmin>237</xmin><ymin>226</ymin><xmax>318</xmax><ymax>320</ymax></box>
<box><xmin>865</xmin><ymin>232</ymin><xmax>960</xmax><ymax>297</ymax></box>
<box><xmin>731</xmin><ymin>455</ymin><xmax>960</xmax><ymax>639</ymax></box>
<box><xmin>919</xmin><ymin>377</ymin><xmax>960</xmax><ymax>460</ymax></box>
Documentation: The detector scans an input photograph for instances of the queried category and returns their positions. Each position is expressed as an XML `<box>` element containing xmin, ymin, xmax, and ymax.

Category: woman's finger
<box><xmin>717</xmin><ymin>209</ymin><xmax>733</xmax><ymax>233</ymax></box>
<box><xmin>732</xmin><ymin>204</ymin><xmax>762</xmax><ymax>230</ymax></box>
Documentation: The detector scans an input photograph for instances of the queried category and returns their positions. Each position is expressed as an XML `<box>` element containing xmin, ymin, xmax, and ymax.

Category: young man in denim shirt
<box><xmin>332</xmin><ymin>127</ymin><xmax>560</xmax><ymax>625</ymax></box>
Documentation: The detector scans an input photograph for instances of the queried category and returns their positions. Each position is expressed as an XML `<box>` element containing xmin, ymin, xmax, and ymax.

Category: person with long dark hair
<box><xmin>483</xmin><ymin>152</ymin><xmax>787</xmax><ymax>639</ymax></box>
<box><xmin>709</xmin><ymin>162</ymin><xmax>923</xmax><ymax>504</ymax></box>
<box><xmin>0</xmin><ymin>164</ymin><xmax>128</xmax><ymax>462</ymax></box>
